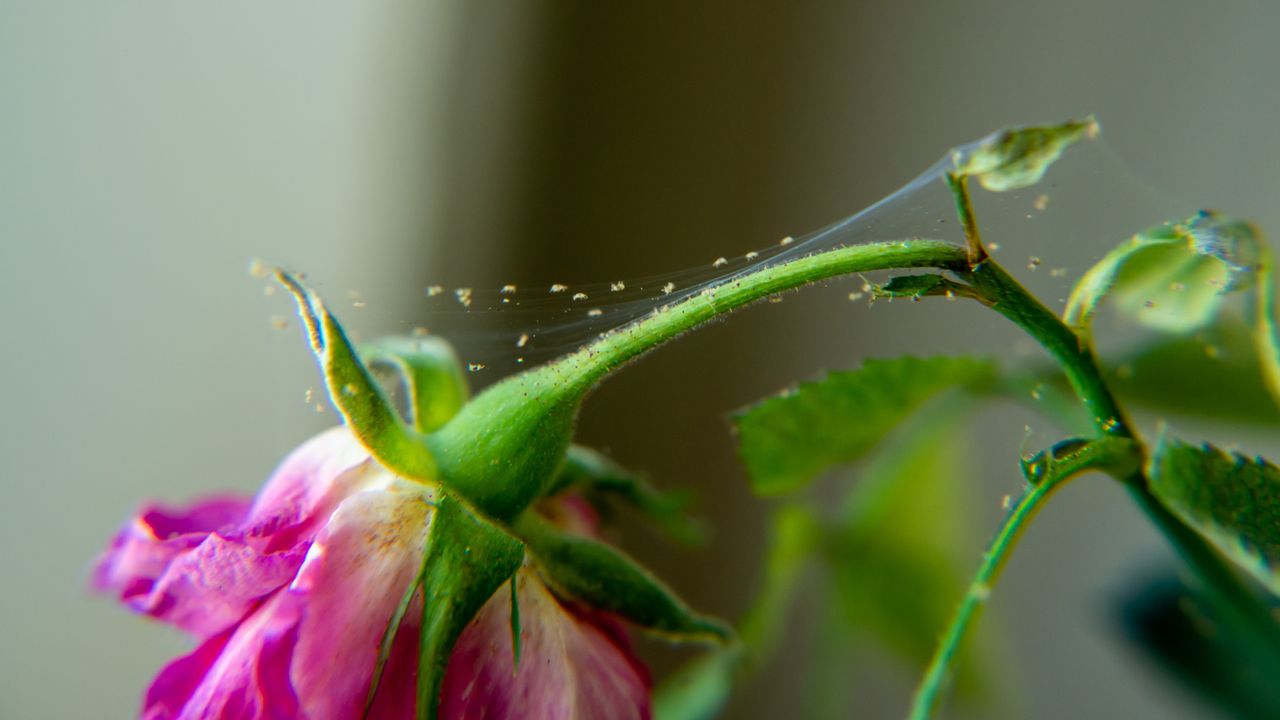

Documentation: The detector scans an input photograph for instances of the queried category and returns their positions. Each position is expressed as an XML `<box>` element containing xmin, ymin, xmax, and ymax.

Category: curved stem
<box><xmin>962</xmin><ymin>254</ymin><xmax>1280</xmax><ymax>636</ymax></box>
<box><xmin>428</xmin><ymin>238</ymin><xmax>968</xmax><ymax>521</ymax></box>
<box><xmin>909</xmin><ymin>437</ymin><xmax>1139</xmax><ymax>720</ymax></box>
<box><xmin>549</xmin><ymin>239</ymin><xmax>969</xmax><ymax>394</ymax></box>
<box><xmin>917</xmin><ymin>178</ymin><xmax>1280</xmax><ymax>716</ymax></box>
<box><xmin>963</xmin><ymin>259</ymin><xmax>1134</xmax><ymax>440</ymax></box>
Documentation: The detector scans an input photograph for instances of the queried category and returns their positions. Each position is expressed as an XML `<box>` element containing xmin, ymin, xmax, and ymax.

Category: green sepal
<box><xmin>951</xmin><ymin>117</ymin><xmax>1097</xmax><ymax>192</ymax></box>
<box><xmin>414</xmin><ymin>494</ymin><xmax>525</xmax><ymax>720</ymax></box>
<box><xmin>277</xmin><ymin>271</ymin><xmax>439</xmax><ymax>481</ymax></box>
<box><xmin>426</xmin><ymin>364</ymin><xmax>585</xmax><ymax>521</ymax></box>
<box><xmin>515</xmin><ymin>512</ymin><xmax>732</xmax><ymax>643</ymax></box>
<box><xmin>551</xmin><ymin>444</ymin><xmax>705</xmax><ymax>545</ymax></box>
<box><xmin>733</xmin><ymin>356</ymin><xmax>996</xmax><ymax>495</ymax></box>
<box><xmin>508</xmin><ymin>577</ymin><xmax>521</xmax><ymax>669</ymax></box>
<box><xmin>364</xmin><ymin>556</ymin><xmax>425</xmax><ymax>720</ymax></box>
<box><xmin>362</xmin><ymin>336</ymin><xmax>470</xmax><ymax>433</ymax></box>
<box><xmin>1064</xmin><ymin>211</ymin><xmax>1262</xmax><ymax>341</ymax></box>
<box><xmin>1148</xmin><ymin>436</ymin><xmax>1280</xmax><ymax>597</ymax></box>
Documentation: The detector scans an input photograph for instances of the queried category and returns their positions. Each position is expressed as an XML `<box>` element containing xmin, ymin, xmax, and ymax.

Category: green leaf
<box><xmin>873</xmin><ymin>273</ymin><xmax>964</xmax><ymax>301</ymax></box>
<box><xmin>1148</xmin><ymin>437</ymin><xmax>1280</xmax><ymax>597</ymax></box>
<box><xmin>826</xmin><ymin>406</ymin><xmax>986</xmax><ymax>694</ymax></box>
<box><xmin>515</xmin><ymin>512</ymin><xmax>731</xmax><ymax>643</ymax></box>
<box><xmin>1120</xmin><ymin>573</ymin><xmax>1280</xmax><ymax>720</ymax></box>
<box><xmin>1064</xmin><ymin>212</ymin><xmax>1262</xmax><ymax>341</ymax></box>
<box><xmin>415</xmin><ymin>495</ymin><xmax>525</xmax><ymax>720</ymax></box>
<box><xmin>1104</xmin><ymin>321</ymin><xmax>1280</xmax><ymax>425</ymax></box>
<box><xmin>734</xmin><ymin>356</ymin><xmax>996</xmax><ymax>495</ymax></box>
<box><xmin>951</xmin><ymin>117</ymin><xmax>1097</xmax><ymax>192</ymax></box>
<box><xmin>362</xmin><ymin>335</ymin><xmax>470</xmax><ymax>433</ymax></box>
<box><xmin>551</xmin><ymin>444</ymin><xmax>706</xmax><ymax>545</ymax></box>
<box><xmin>276</xmin><ymin>270</ymin><xmax>439</xmax><ymax>481</ymax></box>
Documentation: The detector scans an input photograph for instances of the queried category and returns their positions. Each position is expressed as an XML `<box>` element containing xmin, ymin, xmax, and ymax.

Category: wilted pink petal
<box><xmin>288</xmin><ymin>480</ymin><xmax>434</xmax><ymax>720</ymax></box>
<box><xmin>138</xmin><ymin>534</ymin><xmax>307</xmax><ymax>637</ymax></box>
<box><xmin>93</xmin><ymin>428</ymin><xmax>374</xmax><ymax>637</ymax></box>
<box><xmin>93</xmin><ymin>495</ymin><xmax>249</xmax><ymax>599</ymax></box>
<box><xmin>98</xmin><ymin>426</ymin><xmax>655</xmax><ymax>720</ymax></box>
<box><xmin>127</xmin><ymin>473</ymin><xmax>433</xmax><ymax>719</ymax></box>
<box><xmin>142</xmin><ymin>590</ymin><xmax>303</xmax><ymax>720</ymax></box>
<box><xmin>241</xmin><ymin>427</ymin><xmax>373</xmax><ymax>552</ymax></box>
<box><xmin>440</xmin><ymin>569</ymin><xmax>652</xmax><ymax>720</ymax></box>
<box><xmin>92</xmin><ymin>496</ymin><xmax>268</xmax><ymax>636</ymax></box>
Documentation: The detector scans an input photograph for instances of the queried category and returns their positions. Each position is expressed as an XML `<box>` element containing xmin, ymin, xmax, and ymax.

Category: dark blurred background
<box><xmin>4</xmin><ymin>2</ymin><xmax>1279</xmax><ymax>718</ymax></box>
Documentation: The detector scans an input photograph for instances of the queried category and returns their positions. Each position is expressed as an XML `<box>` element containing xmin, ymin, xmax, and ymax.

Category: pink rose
<box><xmin>94</xmin><ymin>427</ymin><xmax>651</xmax><ymax>720</ymax></box>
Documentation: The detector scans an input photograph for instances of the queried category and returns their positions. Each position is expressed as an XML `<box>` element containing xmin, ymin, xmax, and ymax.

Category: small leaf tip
<box><xmin>274</xmin><ymin>268</ymin><xmax>328</xmax><ymax>354</ymax></box>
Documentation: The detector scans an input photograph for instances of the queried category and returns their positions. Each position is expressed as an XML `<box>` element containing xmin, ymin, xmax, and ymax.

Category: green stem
<box><xmin>946</xmin><ymin>173</ymin><xmax>986</xmax><ymax>265</ymax></box>
<box><xmin>907</xmin><ymin>482</ymin><xmax>1048</xmax><ymax>720</ymax></box>
<box><xmin>919</xmin><ymin>178</ymin><xmax>1280</xmax><ymax>716</ymax></box>
<box><xmin>909</xmin><ymin>438</ymin><xmax>1138</xmax><ymax>720</ymax></box>
<box><xmin>550</xmin><ymin>239</ymin><xmax>969</xmax><ymax>394</ymax></box>
<box><xmin>963</xmin><ymin>259</ymin><xmax>1133</xmax><ymax>440</ymax></box>
<box><xmin>963</xmin><ymin>251</ymin><xmax>1280</xmax><ymax>650</ymax></box>
<box><xmin>429</xmin><ymin>238</ymin><xmax>968</xmax><ymax>519</ymax></box>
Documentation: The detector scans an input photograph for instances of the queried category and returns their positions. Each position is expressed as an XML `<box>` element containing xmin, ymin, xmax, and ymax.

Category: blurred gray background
<box><xmin>3</xmin><ymin>2</ymin><xmax>1278</xmax><ymax>718</ymax></box>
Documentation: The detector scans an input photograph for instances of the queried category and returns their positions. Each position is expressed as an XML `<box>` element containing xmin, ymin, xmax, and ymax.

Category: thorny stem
<box><xmin>910</xmin><ymin>177</ymin><xmax>1280</xmax><ymax>719</ymax></box>
<box><xmin>961</xmin><ymin>259</ymin><xmax>1134</xmax><ymax>439</ymax></box>
<box><xmin>470</xmin><ymin>174</ymin><xmax>1276</xmax><ymax>718</ymax></box>
<box><xmin>431</xmin><ymin>238</ymin><xmax>968</xmax><ymax>520</ymax></box>
<box><xmin>967</xmin><ymin>238</ymin><xmax>1280</xmax><ymax>637</ymax></box>
<box><xmin>539</xmin><ymin>239</ymin><xmax>970</xmax><ymax>396</ymax></box>
<box><xmin>909</xmin><ymin>438</ymin><xmax>1139</xmax><ymax>720</ymax></box>
<box><xmin>946</xmin><ymin>173</ymin><xmax>987</xmax><ymax>266</ymax></box>
<box><xmin>942</xmin><ymin>174</ymin><xmax>1133</xmax><ymax>440</ymax></box>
